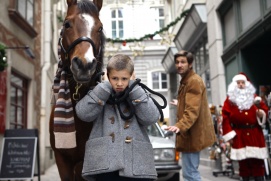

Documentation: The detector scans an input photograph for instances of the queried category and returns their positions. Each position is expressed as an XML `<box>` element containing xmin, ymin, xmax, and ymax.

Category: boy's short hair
<box><xmin>107</xmin><ymin>54</ymin><xmax>134</xmax><ymax>75</ymax></box>
<box><xmin>174</xmin><ymin>50</ymin><xmax>194</xmax><ymax>64</ymax></box>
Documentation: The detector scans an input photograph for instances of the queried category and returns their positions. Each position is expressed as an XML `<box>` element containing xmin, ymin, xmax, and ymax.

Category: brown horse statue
<box><xmin>49</xmin><ymin>0</ymin><xmax>105</xmax><ymax>180</ymax></box>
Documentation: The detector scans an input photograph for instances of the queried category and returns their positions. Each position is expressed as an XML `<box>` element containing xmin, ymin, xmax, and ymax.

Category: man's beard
<box><xmin>228</xmin><ymin>82</ymin><xmax>256</xmax><ymax>110</ymax></box>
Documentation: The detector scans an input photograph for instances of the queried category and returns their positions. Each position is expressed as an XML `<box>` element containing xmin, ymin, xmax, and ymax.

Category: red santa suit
<box><xmin>222</xmin><ymin>74</ymin><xmax>268</xmax><ymax>178</ymax></box>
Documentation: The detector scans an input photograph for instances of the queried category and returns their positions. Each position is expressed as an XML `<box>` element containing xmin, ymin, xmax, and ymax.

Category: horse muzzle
<box><xmin>71</xmin><ymin>57</ymin><xmax>97</xmax><ymax>83</ymax></box>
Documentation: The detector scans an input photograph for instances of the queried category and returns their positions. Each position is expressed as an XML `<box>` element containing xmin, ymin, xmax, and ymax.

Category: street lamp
<box><xmin>5</xmin><ymin>46</ymin><xmax>35</xmax><ymax>59</ymax></box>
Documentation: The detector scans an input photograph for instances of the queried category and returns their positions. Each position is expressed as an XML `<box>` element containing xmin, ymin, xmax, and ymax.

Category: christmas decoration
<box><xmin>106</xmin><ymin>9</ymin><xmax>189</xmax><ymax>44</ymax></box>
<box><xmin>129</xmin><ymin>42</ymin><xmax>145</xmax><ymax>57</ymax></box>
<box><xmin>0</xmin><ymin>44</ymin><xmax>7</xmax><ymax>72</ymax></box>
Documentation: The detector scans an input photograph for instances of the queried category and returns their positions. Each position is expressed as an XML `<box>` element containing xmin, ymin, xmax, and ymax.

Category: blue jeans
<box><xmin>182</xmin><ymin>152</ymin><xmax>201</xmax><ymax>181</ymax></box>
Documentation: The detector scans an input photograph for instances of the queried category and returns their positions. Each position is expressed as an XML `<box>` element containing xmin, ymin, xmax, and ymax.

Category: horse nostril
<box><xmin>72</xmin><ymin>57</ymin><xmax>83</xmax><ymax>69</ymax></box>
<box><xmin>87</xmin><ymin>63</ymin><xmax>93</xmax><ymax>70</ymax></box>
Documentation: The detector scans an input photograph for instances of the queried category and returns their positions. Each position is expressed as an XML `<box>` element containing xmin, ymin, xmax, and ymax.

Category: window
<box><xmin>8</xmin><ymin>0</ymin><xmax>37</xmax><ymax>37</ymax></box>
<box><xmin>10</xmin><ymin>72</ymin><xmax>28</xmax><ymax>129</ymax></box>
<box><xmin>152</xmin><ymin>7</ymin><xmax>164</xmax><ymax>30</ymax></box>
<box><xmin>240</xmin><ymin>0</ymin><xmax>260</xmax><ymax>31</ymax></box>
<box><xmin>111</xmin><ymin>9</ymin><xmax>124</xmax><ymax>39</ymax></box>
<box><xmin>223</xmin><ymin>6</ymin><xmax>236</xmax><ymax>46</ymax></box>
<box><xmin>18</xmin><ymin>0</ymin><xmax>34</xmax><ymax>26</ymax></box>
<box><xmin>193</xmin><ymin>38</ymin><xmax>211</xmax><ymax>101</ymax></box>
<box><xmin>158</xmin><ymin>8</ymin><xmax>165</xmax><ymax>29</ymax></box>
<box><xmin>152</xmin><ymin>72</ymin><xmax>167</xmax><ymax>90</ymax></box>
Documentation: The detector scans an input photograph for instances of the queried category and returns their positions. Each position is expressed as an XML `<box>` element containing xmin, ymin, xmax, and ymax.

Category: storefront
<box><xmin>217</xmin><ymin>0</ymin><xmax>271</xmax><ymax>96</ymax></box>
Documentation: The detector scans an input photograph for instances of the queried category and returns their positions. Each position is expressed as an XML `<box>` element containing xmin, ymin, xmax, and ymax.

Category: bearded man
<box><xmin>222</xmin><ymin>73</ymin><xmax>268</xmax><ymax>181</ymax></box>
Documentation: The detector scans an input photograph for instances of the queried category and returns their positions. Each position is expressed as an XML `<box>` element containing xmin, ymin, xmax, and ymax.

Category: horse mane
<box><xmin>78</xmin><ymin>0</ymin><xmax>100</xmax><ymax>15</ymax></box>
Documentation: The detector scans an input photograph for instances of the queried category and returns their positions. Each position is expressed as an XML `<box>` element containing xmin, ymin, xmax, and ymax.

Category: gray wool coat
<box><xmin>75</xmin><ymin>80</ymin><xmax>160</xmax><ymax>180</ymax></box>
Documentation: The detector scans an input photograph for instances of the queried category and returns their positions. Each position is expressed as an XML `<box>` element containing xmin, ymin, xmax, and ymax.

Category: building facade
<box><xmin>0</xmin><ymin>0</ymin><xmax>63</xmax><ymax>174</ymax></box>
<box><xmin>162</xmin><ymin>0</ymin><xmax>271</xmax><ymax>168</ymax></box>
<box><xmin>0</xmin><ymin>0</ymin><xmax>42</xmax><ymax>174</ymax></box>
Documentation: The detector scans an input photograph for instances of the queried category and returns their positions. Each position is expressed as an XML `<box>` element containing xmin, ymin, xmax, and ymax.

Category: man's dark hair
<box><xmin>174</xmin><ymin>50</ymin><xmax>194</xmax><ymax>64</ymax></box>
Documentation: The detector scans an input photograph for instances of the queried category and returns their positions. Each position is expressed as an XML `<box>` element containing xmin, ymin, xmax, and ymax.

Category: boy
<box><xmin>75</xmin><ymin>54</ymin><xmax>160</xmax><ymax>181</ymax></box>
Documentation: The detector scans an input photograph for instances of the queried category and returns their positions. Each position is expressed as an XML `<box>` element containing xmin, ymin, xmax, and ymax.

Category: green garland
<box><xmin>0</xmin><ymin>44</ymin><xmax>7</xmax><ymax>72</ymax></box>
<box><xmin>106</xmin><ymin>9</ymin><xmax>189</xmax><ymax>44</ymax></box>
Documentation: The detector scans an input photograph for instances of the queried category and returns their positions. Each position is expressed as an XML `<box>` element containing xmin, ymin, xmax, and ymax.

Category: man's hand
<box><xmin>164</xmin><ymin>126</ymin><xmax>180</xmax><ymax>133</ymax></box>
<box><xmin>170</xmin><ymin>99</ymin><xmax>178</xmax><ymax>106</ymax></box>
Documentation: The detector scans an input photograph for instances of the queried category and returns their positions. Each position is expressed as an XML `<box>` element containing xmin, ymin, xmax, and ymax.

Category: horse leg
<box><xmin>74</xmin><ymin>161</ymin><xmax>85</xmax><ymax>181</ymax></box>
<box><xmin>54</xmin><ymin>150</ymin><xmax>75</xmax><ymax>181</ymax></box>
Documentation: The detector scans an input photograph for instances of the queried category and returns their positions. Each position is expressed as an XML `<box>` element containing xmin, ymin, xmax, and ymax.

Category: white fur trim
<box><xmin>257</xmin><ymin>109</ymin><xmax>266</xmax><ymax>126</ymax></box>
<box><xmin>254</xmin><ymin>96</ymin><xmax>262</xmax><ymax>102</ymax></box>
<box><xmin>230</xmin><ymin>146</ymin><xmax>268</xmax><ymax>160</ymax></box>
<box><xmin>54</xmin><ymin>131</ymin><xmax>77</xmax><ymax>148</ymax></box>
<box><xmin>232</xmin><ymin>74</ymin><xmax>247</xmax><ymax>82</ymax></box>
<box><xmin>223</xmin><ymin>130</ymin><xmax>236</xmax><ymax>142</ymax></box>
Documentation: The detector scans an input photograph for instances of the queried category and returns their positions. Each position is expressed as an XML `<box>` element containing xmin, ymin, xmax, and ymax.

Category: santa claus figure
<box><xmin>222</xmin><ymin>73</ymin><xmax>268</xmax><ymax>181</ymax></box>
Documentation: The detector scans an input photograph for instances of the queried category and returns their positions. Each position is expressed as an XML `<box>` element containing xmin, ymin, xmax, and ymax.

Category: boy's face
<box><xmin>108</xmin><ymin>69</ymin><xmax>131</xmax><ymax>93</ymax></box>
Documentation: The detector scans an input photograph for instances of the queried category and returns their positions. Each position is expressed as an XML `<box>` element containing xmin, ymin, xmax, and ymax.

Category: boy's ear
<box><xmin>130</xmin><ymin>71</ymin><xmax>136</xmax><ymax>80</ymax></box>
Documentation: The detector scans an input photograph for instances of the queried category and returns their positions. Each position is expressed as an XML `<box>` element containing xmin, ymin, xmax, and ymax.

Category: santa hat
<box><xmin>232</xmin><ymin>74</ymin><xmax>247</xmax><ymax>82</ymax></box>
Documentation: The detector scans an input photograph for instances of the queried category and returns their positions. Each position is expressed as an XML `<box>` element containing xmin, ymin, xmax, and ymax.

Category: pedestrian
<box><xmin>222</xmin><ymin>73</ymin><xmax>268</xmax><ymax>181</ymax></box>
<box><xmin>75</xmin><ymin>54</ymin><xmax>160</xmax><ymax>181</ymax></box>
<box><xmin>164</xmin><ymin>50</ymin><xmax>216</xmax><ymax>181</ymax></box>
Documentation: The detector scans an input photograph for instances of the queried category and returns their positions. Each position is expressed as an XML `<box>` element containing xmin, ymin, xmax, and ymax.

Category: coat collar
<box><xmin>180</xmin><ymin>69</ymin><xmax>195</xmax><ymax>85</ymax></box>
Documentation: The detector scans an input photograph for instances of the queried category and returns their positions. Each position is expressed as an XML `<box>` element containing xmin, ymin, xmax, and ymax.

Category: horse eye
<box><xmin>98</xmin><ymin>27</ymin><xmax>103</xmax><ymax>32</ymax></box>
<box><xmin>64</xmin><ymin>21</ymin><xmax>71</xmax><ymax>29</ymax></box>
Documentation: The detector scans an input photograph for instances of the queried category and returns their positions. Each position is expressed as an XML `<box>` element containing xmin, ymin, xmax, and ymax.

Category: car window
<box><xmin>147</xmin><ymin>123</ymin><xmax>163</xmax><ymax>137</ymax></box>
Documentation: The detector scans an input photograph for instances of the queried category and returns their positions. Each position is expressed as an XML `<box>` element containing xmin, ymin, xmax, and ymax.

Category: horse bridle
<box><xmin>58</xmin><ymin>36</ymin><xmax>102</xmax><ymax>60</ymax></box>
<box><xmin>58</xmin><ymin>31</ymin><xmax>103</xmax><ymax>101</ymax></box>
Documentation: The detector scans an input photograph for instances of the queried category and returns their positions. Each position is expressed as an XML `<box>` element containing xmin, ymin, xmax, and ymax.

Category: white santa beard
<box><xmin>228</xmin><ymin>82</ymin><xmax>256</xmax><ymax>110</ymax></box>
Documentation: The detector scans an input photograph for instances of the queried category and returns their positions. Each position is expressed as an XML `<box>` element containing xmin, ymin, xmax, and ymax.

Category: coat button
<box><xmin>124</xmin><ymin>120</ymin><xmax>131</xmax><ymax>129</ymax></box>
<box><xmin>247</xmin><ymin>133</ymin><xmax>250</xmax><ymax>136</ymax></box>
<box><xmin>109</xmin><ymin>116</ymin><xmax>115</xmax><ymax>124</ymax></box>
<box><xmin>125</xmin><ymin>136</ymin><xmax>132</xmax><ymax>143</ymax></box>
<box><xmin>134</xmin><ymin>99</ymin><xmax>141</xmax><ymax>103</ymax></box>
<box><xmin>98</xmin><ymin>100</ymin><xmax>103</xmax><ymax>105</ymax></box>
<box><xmin>110</xmin><ymin>132</ymin><xmax>115</xmax><ymax>142</ymax></box>
<box><xmin>245</xmin><ymin>112</ymin><xmax>248</xmax><ymax>115</ymax></box>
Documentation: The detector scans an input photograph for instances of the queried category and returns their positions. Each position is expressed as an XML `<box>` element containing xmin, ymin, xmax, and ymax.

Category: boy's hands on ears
<box><xmin>91</xmin><ymin>81</ymin><xmax>112</xmax><ymax>99</ymax></box>
<box><xmin>98</xmin><ymin>81</ymin><xmax>112</xmax><ymax>93</ymax></box>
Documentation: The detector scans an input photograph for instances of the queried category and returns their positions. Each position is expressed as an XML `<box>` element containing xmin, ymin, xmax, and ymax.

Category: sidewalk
<box><xmin>33</xmin><ymin>163</ymin><xmax>239</xmax><ymax>181</ymax></box>
<box><xmin>33</xmin><ymin>164</ymin><xmax>60</xmax><ymax>181</ymax></box>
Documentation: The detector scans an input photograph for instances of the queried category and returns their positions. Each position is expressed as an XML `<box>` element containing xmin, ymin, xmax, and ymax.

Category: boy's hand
<box><xmin>91</xmin><ymin>81</ymin><xmax>112</xmax><ymax>99</ymax></box>
<box><xmin>98</xmin><ymin>81</ymin><xmax>112</xmax><ymax>93</ymax></box>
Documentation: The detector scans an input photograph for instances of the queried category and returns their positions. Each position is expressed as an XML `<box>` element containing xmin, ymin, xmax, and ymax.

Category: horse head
<box><xmin>59</xmin><ymin>0</ymin><xmax>104</xmax><ymax>84</ymax></box>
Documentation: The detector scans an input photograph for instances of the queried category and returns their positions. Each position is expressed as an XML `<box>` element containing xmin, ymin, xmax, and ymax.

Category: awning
<box><xmin>173</xmin><ymin>4</ymin><xmax>207</xmax><ymax>51</ymax></box>
<box><xmin>161</xmin><ymin>4</ymin><xmax>207</xmax><ymax>73</ymax></box>
<box><xmin>161</xmin><ymin>47</ymin><xmax>178</xmax><ymax>73</ymax></box>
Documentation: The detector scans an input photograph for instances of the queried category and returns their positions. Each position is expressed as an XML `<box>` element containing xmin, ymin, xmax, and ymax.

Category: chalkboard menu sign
<box><xmin>0</xmin><ymin>129</ymin><xmax>40</xmax><ymax>180</ymax></box>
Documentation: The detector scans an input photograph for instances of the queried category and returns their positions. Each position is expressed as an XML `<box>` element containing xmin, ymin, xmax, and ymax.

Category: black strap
<box><xmin>106</xmin><ymin>78</ymin><xmax>167</xmax><ymax>122</ymax></box>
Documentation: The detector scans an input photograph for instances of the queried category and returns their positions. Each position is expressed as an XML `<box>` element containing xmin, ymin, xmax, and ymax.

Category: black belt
<box><xmin>231</xmin><ymin>124</ymin><xmax>257</xmax><ymax>129</ymax></box>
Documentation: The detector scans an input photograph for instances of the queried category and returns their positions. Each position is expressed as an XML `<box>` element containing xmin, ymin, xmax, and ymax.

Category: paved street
<box><xmin>33</xmin><ymin>163</ymin><xmax>241</xmax><ymax>181</ymax></box>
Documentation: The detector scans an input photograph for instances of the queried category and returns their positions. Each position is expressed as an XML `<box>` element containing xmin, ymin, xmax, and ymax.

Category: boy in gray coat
<box><xmin>75</xmin><ymin>54</ymin><xmax>160</xmax><ymax>181</ymax></box>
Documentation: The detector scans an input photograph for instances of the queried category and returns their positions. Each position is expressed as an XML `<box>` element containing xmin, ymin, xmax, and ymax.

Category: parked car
<box><xmin>147</xmin><ymin>123</ymin><xmax>181</xmax><ymax>181</ymax></box>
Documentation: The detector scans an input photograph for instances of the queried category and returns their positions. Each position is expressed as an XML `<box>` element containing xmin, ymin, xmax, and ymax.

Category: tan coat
<box><xmin>175</xmin><ymin>70</ymin><xmax>216</xmax><ymax>152</ymax></box>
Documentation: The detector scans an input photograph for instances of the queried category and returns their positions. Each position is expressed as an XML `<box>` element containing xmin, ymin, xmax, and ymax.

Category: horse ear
<box><xmin>93</xmin><ymin>0</ymin><xmax>103</xmax><ymax>12</ymax></box>
<box><xmin>66</xmin><ymin>0</ymin><xmax>77</xmax><ymax>7</ymax></box>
